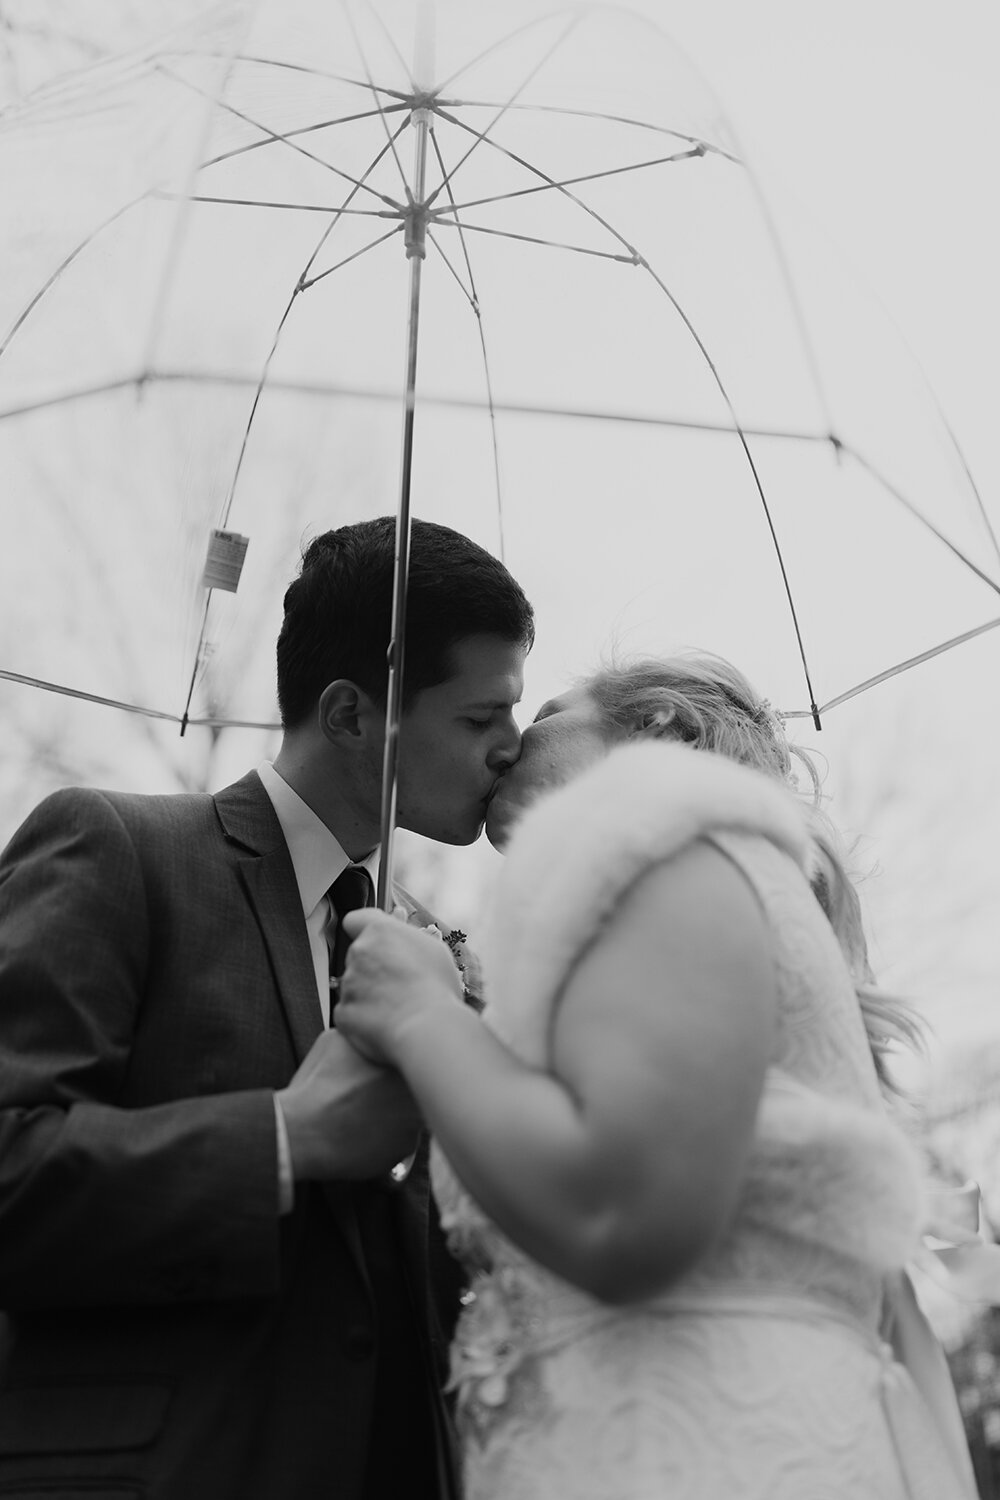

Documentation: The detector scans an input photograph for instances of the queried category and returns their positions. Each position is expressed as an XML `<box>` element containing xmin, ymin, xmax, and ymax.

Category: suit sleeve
<box><xmin>0</xmin><ymin>789</ymin><xmax>281</xmax><ymax>1310</ymax></box>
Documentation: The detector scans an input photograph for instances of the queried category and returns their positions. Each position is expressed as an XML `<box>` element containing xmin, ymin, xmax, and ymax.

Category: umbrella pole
<box><xmin>376</xmin><ymin>99</ymin><xmax>432</xmax><ymax>912</ymax></box>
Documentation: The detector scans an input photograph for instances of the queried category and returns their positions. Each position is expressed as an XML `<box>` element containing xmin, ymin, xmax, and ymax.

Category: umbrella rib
<box><xmin>426</xmin><ymin>229</ymin><xmax>474</xmax><ymax>304</ymax></box>
<box><xmin>431</xmin><ymin>104</ymin><xmax>659</xmax><ymax>259</ymax></box>
<box><xmin>12</xmin><ymin>433</ymin><xmax>172</xmax><ymax>734</ymax></box>
<box><xmin>0</xmin><ymin>99</ymin><xmax>400</xmax><ymax>364</ymax></box>
<box><xmin>0</xmin><ymin>669</ymin><xmax>184</xmax><ymax>724</ymax></box>
<box><xmin>433</xmin><ymin>219</ymin><xmax>638</xmax><ymax>262</ymax></box>
<box><xmin>427</xmin><ymin>124</ymin><xmax>476</xmax><ymax>300</ymax></box>
<box><xmin>939</xmin><ymin>414</ymin><xmax>1000</xmax><ymax>572</ymax></box>
<box><xmin>0</xmin><ymin>667</ymin><xmax>282</xmax><ymax>731</ymax></box>
<box><xmin>156</xmin><ymin>191</ymin><xmax>393</xmax><ymax>218</ymax></box>
<box><xmin>164</xmin><ymin>49</ymin><xmax>423</xmax><ymax>116</ymax></box>
<box><xmin>180</xmin><ymin>121</ymin><xmax>411</xmax><ymax>728</ymax></box>
<box><xmin>779</xmin><ymin>614</ymin><xmax>1000</xmax><ymax>719</ymax></box>
<box><xmin>429</xmin><ymin>106</ymin><xmax>997</xmax><ymax>608</ymax></box>
<box><xmin>190</xmin><ymin>54</ymin><xmax>737</xmax><ymax>164</ymax></box>
<box><xmin>424</xmin><ymin>14</ymin><xmax>584</xmax><ymax>212</ymax></box>
<box><xmin>434</xmin><ymin>147</ymin><xmax>709</xmax><ymax>215</ymax></box>
<box><xmin>181</xmin><ymin>50</ymin><xmax>402</xmax><ymax>93</ymax></box>
<box><xmin>840</xmin><ymin>442</ymin><xmax>1000</xmax><ymax>597</ymax></box>
<box><xmin>198</xmin><ymin>103</ymin><xmax>409</xmax><ymax>173</ymax></box>
<box><xmin>0</xmin><ymin>195</ymin><xmax>142</xmax><ymax>358</ymax></box>
<box><xmin>432</xmin><ymin>8</ymin><xmax>586</xmax><ymax>97</ymax></box>
<box><xmin>182</xmin><ymin>712</ymin><xmax>281</xmax><ymax>730</ymax></box>
<box><xmin>741</xmin><ymin>175</ymin><xmax>837</xmax><ymax>448</ymax></box>
<box><xmin>426</xmin><ymin>106</ymin><xmax>824</xmax><ymax>722</ymax></box>
<box><xmin>427</xmin><ymin>122</ymin><xmax>505</xmax><ymax>556</ymax></box>
<box><xmin>218</xmin><ymin>121</ymin><xmax>411</xmax><ymax>531</ymax></box>
<box><xmin>880</xmin><ymin>332</ymin><xmax>1000</xmax><ymax>573</ymax></box>
<box><xmin>299</xmin><ymin>223</ymin><xmax>404</xmax><ymax>291</ymax></box>
<box><xmin>638</xmin><ymin>254</ymin><xmax>824</xmax><ymax>727</ymax></box>
<box><xmin>364</xmin><ymin>6</ymin><xmax>418</xmax><ymax>94</ymax></box>
<box><xmin>437</xmin><ymin>96</ymin><xmax>740</xmax><ymax>163</ymax></box>
<box><xmin>159</xmin><ymin>62</ymin><xmax>404</xmax><ymax>211</ymax></box>
<box><xmin>0</xmin><ymin>373</ymin><xmax>836</xmax><ymax>442</ymax></box>
<box><xmin>343</xmin><ymin>4</ymin><xmax>411</xmax><ymax>197</ymax></box>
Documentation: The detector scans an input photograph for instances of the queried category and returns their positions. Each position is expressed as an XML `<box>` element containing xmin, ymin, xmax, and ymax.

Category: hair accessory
<box><xmin>756</xmin><ymin>697</ymin><xmax>787</xmax><ymax>729</ymax></box>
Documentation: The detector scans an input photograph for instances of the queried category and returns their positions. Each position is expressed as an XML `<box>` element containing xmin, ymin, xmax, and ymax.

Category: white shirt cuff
<box><xmin>273</xmin><ymin>1093</ymin><xmax>295</xmax><ymax>1215</ymax></box>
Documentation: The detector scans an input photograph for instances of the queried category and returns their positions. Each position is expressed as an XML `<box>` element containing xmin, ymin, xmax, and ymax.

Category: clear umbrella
<box><xmin>1</xmin><ymin>0</ymin><xmax>997</xmax><ymax>893</ymax></box>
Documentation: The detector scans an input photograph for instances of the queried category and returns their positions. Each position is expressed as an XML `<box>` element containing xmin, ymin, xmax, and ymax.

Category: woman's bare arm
<box><xmin>338</xmin><ymin>840</ymin><xmax>776</xmax><ymax>1302</ymax></box>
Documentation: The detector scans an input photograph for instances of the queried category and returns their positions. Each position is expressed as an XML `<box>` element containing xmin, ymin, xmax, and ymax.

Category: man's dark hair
<box><xmin>276</xmin><ymin>517</ymin><xmax>535</xmax><ymax>728</ymax></box>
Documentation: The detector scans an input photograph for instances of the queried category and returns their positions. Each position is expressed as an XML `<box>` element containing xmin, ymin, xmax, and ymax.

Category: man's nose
<box><xmin>488</xmin><ymin>718</ymin><xmax>522</xmax><ymax>770</ymax></box>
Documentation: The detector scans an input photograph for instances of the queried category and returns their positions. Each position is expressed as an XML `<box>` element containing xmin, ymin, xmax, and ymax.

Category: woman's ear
<box><xmin>629</xmin><ymin>707</ymin><xmax>675</xmax><ymax>740</ymax></box>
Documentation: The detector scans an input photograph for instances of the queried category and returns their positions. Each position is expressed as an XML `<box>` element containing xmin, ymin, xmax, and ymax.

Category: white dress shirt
<box><xmin>257</xmin><ymin>760</ymin><xmax>380</xmax><ymax>1025</ymax></box>
<box><xmin>257</xmin><ymin>760</ymin><xmax>380</xmax><ymax>1211</ymax></box>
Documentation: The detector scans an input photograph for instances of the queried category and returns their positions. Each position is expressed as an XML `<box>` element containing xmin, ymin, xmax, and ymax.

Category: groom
<box><xmin>0</xmin><ymin>517</ymin><xmax>533</xmax><ymax>1499</ymax></box>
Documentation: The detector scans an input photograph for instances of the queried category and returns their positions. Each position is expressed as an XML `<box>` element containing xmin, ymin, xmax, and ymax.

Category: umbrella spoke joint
<box><xmin>403</xmin><ymin>196</ymin><xmax>430</xmax><ymax>260</ymax></box>
<box><xmin>403</xmin><ymin>105</ymin><xmax>436</xmax><ymax>260</ymax></box>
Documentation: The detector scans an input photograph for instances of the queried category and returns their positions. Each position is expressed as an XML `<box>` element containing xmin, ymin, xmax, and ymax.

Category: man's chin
<box><xmin>397</xmin><ymin>804</ymin><xmax>486</xmax><ymax>846</ymax></box>
<box><xmin>442</xmin><ymin>823</ymin><xmax>484</xmax><ymax>848</ymax></box>
<box><xmin>412</xmin><ymin>816</ymin><xmax>485</xmax><ymax>848</ymax></box>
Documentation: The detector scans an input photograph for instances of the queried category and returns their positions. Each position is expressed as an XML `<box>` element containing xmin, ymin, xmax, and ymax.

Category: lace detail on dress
<box><xmin>433</xmin><ymin>1156</ymin><xmax>621</xmax><ymax>1436</ymax></box>
<box><xmin>709</xmin><ymin>831</ymin><xmax>882</xmax><ymax>1102</ymax></box>
<box><xmin>433</xmin><ymin>1136</ymin><xmax>956</xmax><ymax>1500</ymax></box>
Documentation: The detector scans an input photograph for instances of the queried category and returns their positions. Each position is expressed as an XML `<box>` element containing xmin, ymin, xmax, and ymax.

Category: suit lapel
<box><xmin>239</xmin><ymin>851</ymin><xmax>324</xmax><ymax>1064</ymax></box>
<box><xmin>214</xmin><ymin>772</ymin><xmax>323</xmax><ymax>1065</ymax></box>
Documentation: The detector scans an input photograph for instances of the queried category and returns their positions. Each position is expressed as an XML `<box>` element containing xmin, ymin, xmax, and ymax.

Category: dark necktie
<box><xmin>328</xmin><ymin>864</ymin><xmax>374</xmax><ymax>1015</ymax></box>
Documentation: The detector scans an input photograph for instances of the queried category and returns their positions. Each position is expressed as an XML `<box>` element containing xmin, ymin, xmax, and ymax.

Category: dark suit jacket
<box><xmin>0</xmin><ymin>771</ymin><xmax>465</xmax><ymax>1499</ymax></box>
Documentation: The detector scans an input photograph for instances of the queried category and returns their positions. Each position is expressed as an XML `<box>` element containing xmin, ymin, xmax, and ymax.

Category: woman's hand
<box><xmin>336</xmin><ymin>908</ymin><xmax>465</xmax><ymax>1066</ymax></box>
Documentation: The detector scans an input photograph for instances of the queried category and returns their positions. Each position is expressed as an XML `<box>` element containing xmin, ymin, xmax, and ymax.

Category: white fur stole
<box><xmin>480</xmin><ymin>741</ymin><xmax>925</xmax><ymax>1269</ymax></box>
<box><xmin>481</xmin><ymin>740</ymin><xmax>810</xmax><ymax>1065</ymax></box>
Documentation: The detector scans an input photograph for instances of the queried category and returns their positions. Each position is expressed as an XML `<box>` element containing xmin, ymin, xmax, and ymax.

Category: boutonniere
<box><xmin>395</xmin><ymin>908</ymin><xmax>480</xmax><ymax>1009</ymax></box>
<box><xmin>426</xmin><ymin>924</ymin><xmax>472</xmax><ymax>994</ymax></box>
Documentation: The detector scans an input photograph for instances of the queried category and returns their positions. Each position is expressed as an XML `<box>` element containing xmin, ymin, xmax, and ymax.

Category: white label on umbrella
<box><xmin>202</xmin><ymin>529</ymin><xmax>249</xmax><ymax>593</ymax></box>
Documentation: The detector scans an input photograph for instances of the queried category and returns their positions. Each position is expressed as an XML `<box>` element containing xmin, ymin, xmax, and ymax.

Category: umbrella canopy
<box><xmin>1</xmin><ymin>0</ymin><xmax>998</xmax><ymax>746</ymax></box>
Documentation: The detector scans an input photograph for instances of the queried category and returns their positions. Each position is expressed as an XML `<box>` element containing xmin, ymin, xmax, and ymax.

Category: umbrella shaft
<box><xmin>377</xmin><ymin>106</ymin><xmax>432</xmax><ymax>911</ymax></box>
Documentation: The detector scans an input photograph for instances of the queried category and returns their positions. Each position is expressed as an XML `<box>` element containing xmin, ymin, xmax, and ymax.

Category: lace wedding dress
<box><xmin>432</xmin><ymin>744</ymin><xmax>971</xmax><ymax>1499</ymax></box>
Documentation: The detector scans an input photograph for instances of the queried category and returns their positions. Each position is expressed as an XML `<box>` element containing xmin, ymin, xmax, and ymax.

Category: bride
<box><xmin>337</xmin><ymin>652</ymin><xmax>974</xmax><ymax>1499</ymax></box>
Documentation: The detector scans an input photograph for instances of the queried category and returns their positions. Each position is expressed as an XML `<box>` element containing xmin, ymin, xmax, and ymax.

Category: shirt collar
<box><xmin>257</xmin><ymin>761</ymin><xmax>380</xmax><ymax>919</ymax></box>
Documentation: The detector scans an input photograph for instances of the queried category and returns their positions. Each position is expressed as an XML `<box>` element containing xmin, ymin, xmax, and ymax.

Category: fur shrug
<box><xmin>479</xmin><ymin>741</ymin><xmax>925</xmax><ymax>1273</ymax></box>
<box><xmin>480</xmin><ymin>740</ymin><xmax>809</xmax><ymax>1063</ymax></box>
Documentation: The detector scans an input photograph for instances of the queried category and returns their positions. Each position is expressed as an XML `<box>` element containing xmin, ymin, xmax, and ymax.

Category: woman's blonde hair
<box><xmin>584</xmin><ymin>651</ymin><xmax>923</xmax><ymax>1093</ymax></box>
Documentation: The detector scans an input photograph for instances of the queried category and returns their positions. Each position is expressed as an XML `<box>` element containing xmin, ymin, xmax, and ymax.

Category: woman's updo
<box><xmin>585</xmin><ymin>653</ymin><xmax>796</xmax><ymax>785</ymax></box>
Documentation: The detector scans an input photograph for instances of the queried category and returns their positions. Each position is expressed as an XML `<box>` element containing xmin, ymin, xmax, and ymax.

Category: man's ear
<box><xmin>317</xmin><ymin>679</ymin><xmax>373</xmax><ymax>744</ymax></box>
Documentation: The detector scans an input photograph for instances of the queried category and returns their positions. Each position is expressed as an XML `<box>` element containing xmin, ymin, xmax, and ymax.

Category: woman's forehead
<box><xmin>533</xmin><ymin>685</ymin><xmax>592</xmax><ymax>722</ymax></box>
